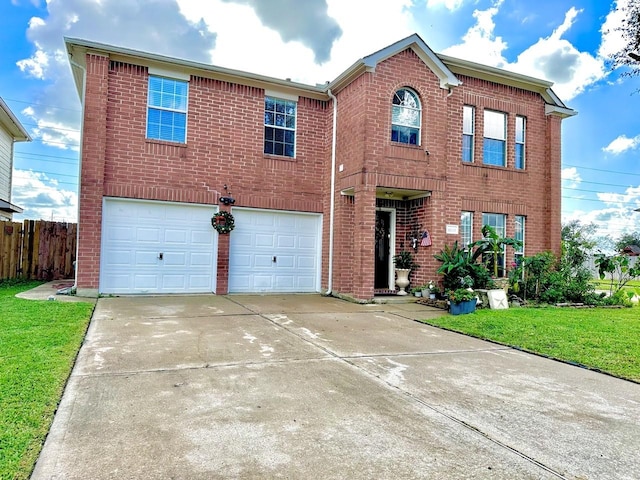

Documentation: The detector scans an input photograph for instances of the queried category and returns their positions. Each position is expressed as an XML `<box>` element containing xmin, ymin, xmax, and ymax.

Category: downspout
<box><xmin>69</xmin><ymin>58</ymin><xmax>86</xmax><ymax>292</ymax></box>
<box><xmin>325</xmin><ymin>88</ymin><xmax>338</xmax><ymax>296</ymax></box>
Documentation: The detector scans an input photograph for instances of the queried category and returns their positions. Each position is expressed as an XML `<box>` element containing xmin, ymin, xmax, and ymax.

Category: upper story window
<box><xmin>391</xmin><ymin>88</ymin><xmax>421</xmax><ymax>145</ymax></box>
<box><xmin>462</xmin><ymin>105</ymin><xmax>475</xmax><ymax>162</ymax></box>
<box><xmin>264</xmin><ymin>96</ymin><xmax>296</xmax><ymax>157</ymax></box>
<box><xmin>147</xmin><ymin>76</ymin><xmax>188</xmax><ymax>143</ymax></box>
<box><xmin>515</xmin><ymin>116</ymin><xmax>526</xmax><ymax>169</ymax></box>
<box><xmin>483</xmin><ymin>110</ymin><xmax>506</xmax><ymax>166</ymax></box>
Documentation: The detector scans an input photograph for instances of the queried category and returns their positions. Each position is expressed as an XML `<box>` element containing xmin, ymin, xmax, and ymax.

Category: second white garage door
<box><xmin>229</xmin><ymin>208</ymin><xmax>322</xmax><ymax>293</ymax></box>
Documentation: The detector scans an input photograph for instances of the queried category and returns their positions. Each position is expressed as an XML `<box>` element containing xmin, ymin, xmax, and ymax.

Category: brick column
<box><xmin>76</xmin><ymin>53</ymin><xmax>110</xmax><ymax>296</ymax></box>
<box><xmin>352</xmin><ymin>183</ymin><xmax>377</xmax><ymax>300</ymax></box>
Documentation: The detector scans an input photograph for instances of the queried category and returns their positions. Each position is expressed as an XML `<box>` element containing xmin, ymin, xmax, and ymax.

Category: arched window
<box><xmin>391</xmin><ymin>88</ymin><xmax>421</xmax><ymax>145</ymax></box>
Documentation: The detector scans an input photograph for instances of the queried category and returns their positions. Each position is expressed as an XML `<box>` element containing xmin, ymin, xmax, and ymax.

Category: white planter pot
<box><xmin>395</xmin><ymin>269</ymin><xmax>410</xmax><ymax>295</ymax></box>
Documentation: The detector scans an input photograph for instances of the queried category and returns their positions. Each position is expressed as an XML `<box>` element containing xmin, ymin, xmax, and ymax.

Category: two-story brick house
<box><xmin>65</xmin><ymin>34</ymin><xmax>575</xmax><ymax>299</ymax></box>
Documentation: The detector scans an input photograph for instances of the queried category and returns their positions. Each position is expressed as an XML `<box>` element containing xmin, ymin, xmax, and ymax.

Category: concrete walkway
<box><xmin>31</xmin><ymin>294</ymin><xmax>640</xmax><ymax>479</ymax></box>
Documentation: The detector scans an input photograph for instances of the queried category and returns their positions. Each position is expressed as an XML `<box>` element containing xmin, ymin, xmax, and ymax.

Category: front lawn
<box><xmin>0</xmin><ymin>281</ymin><xmax>95</xmax><ymax>480</ymax></box>
<box><xmin>421</xmin><ymin>306</ymin><xmax>640</xmax><ymax>383</ymax></box>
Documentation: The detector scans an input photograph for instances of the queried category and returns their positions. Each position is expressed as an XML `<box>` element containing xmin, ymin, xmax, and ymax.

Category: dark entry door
<box><xmin>375</xmin><ymin>210</ymin><xmax>391</xmax><ymax>289</ymax></box>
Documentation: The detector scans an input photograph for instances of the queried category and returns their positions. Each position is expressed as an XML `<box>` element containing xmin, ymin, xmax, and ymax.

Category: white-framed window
<box><xmin>264</xmin><ymin>96</ymin><xmax>296</xmax><ymax>157</ymax></box>
<box><xmin>515</xmin><ymin>116</ymin><xmax>526</xmax><ymax>169</ymax></box>
<box><xmin>515</xmin><ymin>215</ymin><xmax>525</xmax><ymax>265</ymax></box>
<box><xmin>461</xmin><ymin>211</ymin><xmax>473</xmax><ymax>249</ymax></box>
<box><xmin>462</xmin><ymin>105</ymin><xmax>475</xmax><ymax>162</ymax></box>
<box><xmin>482</xmin><ymin>213</ymin><xmax>506</xmax><ymax>276</ymax></box>
<box><xmin>483</xmin><ymin>110</ymin><xmax>506</xmax><ymax>166</ymax></box>
<box><xmin>147</xmin><ymin>76</ymin><xmax>188</xmax><ymax>143</ymax></box>
<box><xmin>391</xmin><ymin>88</ymin><xmax>421</xmax><ymax>145</ymax></box>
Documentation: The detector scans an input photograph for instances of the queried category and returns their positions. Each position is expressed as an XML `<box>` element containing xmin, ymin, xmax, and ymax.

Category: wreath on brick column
<box><xmin>211</xmin><ymin>211</ymin><xmax>235</xmax><ymax>234</ymax></box>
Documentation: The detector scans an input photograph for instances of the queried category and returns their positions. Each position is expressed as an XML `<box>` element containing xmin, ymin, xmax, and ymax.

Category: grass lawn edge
<box><xmin>416</xmin><ymin>316</ymin><xmax>640</xmax><ymax>386</ymax></box>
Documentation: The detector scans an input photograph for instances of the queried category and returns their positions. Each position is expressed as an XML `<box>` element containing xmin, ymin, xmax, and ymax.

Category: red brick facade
<box><xmin>68</xmin><ymin>35</ymin><xmax>573</xmax><ymax>299</ymax></box>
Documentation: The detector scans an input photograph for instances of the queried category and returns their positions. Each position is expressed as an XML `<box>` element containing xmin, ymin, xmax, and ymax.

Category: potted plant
<box><xmin>393</xmin><ymin>251</ymin><xmax>418</xmax><ymax>296</ymax></box>
<box><xmin>448</xmin><ymin>288</ymin><xmax>477</xmax><ymax>315</ymax></box>
<box><xmin>422</xmin><ymin>280</ymin><xmax>438</xmax><ymax>299</ymax></box>
<box><xmin>410</xmin><ymin>286</ymin><xmax>423</xmax><ymax>297</ymax></box>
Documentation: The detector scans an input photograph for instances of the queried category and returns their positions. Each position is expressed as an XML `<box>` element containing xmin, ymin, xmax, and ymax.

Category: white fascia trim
<box><xmin>545</xmin><ymin>104</ymin><xmax>578</xmax><ymax>118</ymax></box>
<box><xmin>148</xmin><ymin>66</ymin><xmax>190</xmax><ymax>81</ymax></box>
<box><xmin>264</xmin><ymin>89</ymin><xmax>299</xmax><ymax>102</ymax></box>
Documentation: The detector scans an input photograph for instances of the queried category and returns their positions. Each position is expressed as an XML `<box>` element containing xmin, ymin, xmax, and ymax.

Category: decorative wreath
<box><xmin>211</xmin><ymin>211</ymin><xmax>235</xmax><ymax>234</ymax></box>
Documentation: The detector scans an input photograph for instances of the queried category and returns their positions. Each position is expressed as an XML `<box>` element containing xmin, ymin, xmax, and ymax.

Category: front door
<box><xmin>375</xmin><ymin>210</ymin><xmax>392</xmax><ymax>289</ymax></box>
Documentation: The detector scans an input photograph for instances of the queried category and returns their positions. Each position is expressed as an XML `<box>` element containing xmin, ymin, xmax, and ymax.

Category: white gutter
<box><xmin>325</xmin><ymin>89</ymin><xmax>338</xmax><ymax>296</ymax></box>
<box><xmin>69</xmin><ymin>58</ymin><xmax>86</xmax><ymax>291</ymax></box>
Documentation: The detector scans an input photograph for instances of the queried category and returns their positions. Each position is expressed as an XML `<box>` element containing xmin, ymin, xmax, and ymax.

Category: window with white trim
<box><xmin>147</xmin><ymin>76</ymin><xmax>188</xmax><ymax>143</ymax></box>
<box><xmin>264</xmin><ymin>96</ymin><xmax>296</xmax><ymax>157</ymax></box>
<box><xmin>515</xmin><ymin>116</ymin><xmax>526</xmax><ymax>169</ymax></box>
<box><xmin>483</xmin><ymin>110</ymin><xmax>506</xmax><ymax>166</ymax></box>
<box><xmin>391</xmin><ymin>88</ymin><xmax>421</xmax><ymax>145</ymax></box>
<box><xmin>461</xmin><ymin>211</ymin><xmax>473</xmax><ymax>249</ymax></box>
<box><xmin>515</xmin><ymin>215</ymin><xmax>525</xmax><ymax>265</ymax></box>
<box><xmin>482</xmin><ymin>213</ymin><xmax>506</xmax><ymax>276</ymax></box>
<box><xmin>462</xmin><ymin>105</ymin><xmax>475</xmax><ymax>162</ymax></box>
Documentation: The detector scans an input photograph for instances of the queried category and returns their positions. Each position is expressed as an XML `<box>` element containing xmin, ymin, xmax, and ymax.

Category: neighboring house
<box><xmin>0</xmin><ymin>98</ymin><xmax>30</xmax><ymax>221</ymax></box>
<box><xmin>622</xmin><ymin>245</ymin><xmax>640</xmax><ymax>256</ymax></box>
<box><xmin>65</xmin><ymin>34</ymin><xmax>575</xmax><ymax>299</ymax></box>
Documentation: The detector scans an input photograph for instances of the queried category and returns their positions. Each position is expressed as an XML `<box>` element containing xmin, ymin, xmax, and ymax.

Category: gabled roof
<box><xmin>328</xmin><ymin>33</ymin><xmax>461</xmax><ymax>92</ymax></box>
<box><xmin>438</xmin><ymin>54</ymin><xmax>576</xmax><ymax>117</ymax></box>
<box><xmin>64</xmin><ymin>34</ymin><xmax>575</xmax><ymax>116</ymax></box>
<box><xmin>0</xmin><ymin>97</ymin><xmax>30</xmax><ymax>142</ymax></box>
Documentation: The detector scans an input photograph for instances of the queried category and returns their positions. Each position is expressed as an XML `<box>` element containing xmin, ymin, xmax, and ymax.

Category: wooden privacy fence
<box><xmin>0</xmin><ymin>220</ymin><xmax>77</xmax><ymax>280</ymax></box>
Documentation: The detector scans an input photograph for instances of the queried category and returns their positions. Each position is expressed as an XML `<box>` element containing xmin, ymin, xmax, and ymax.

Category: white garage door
<box><xmin>100</xmin><ymin>199</ymin><xmax>217</xmax><ymax>294</ymax></box>
<box><xmin>229</xmin><ymin>208</ymin><xmax>322</xmax><ymax>293</ymax></box>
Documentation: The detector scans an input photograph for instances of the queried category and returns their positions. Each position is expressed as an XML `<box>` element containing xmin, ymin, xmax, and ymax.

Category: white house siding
<box><xmin>0</xmin><ymin>127</ymin><xmax>12</xmax><ymax>204</ymax></box>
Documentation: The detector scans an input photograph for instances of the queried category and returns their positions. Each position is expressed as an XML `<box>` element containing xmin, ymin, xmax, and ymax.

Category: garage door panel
<box><xmin>135</xmin><ymin>251</ymin><xmax>159</xmax><ymax>266</ymax></box>
<box><xmin>229</xmin><ymin>209</ymin><xmax>321</xmax><ymax>293</ymax></box>
<box><xmin>255</xmin><ymin>255</ymin><xmax>274</xmax><ymax>267</ymax></box>
<box><xmin>101</xmin><ymin>199</ymin><xmax>217</xmax><ymax>294</ymax></box>
<box><xmin>137</xmin><ymin>228</ymin><xmax>161</xmax><ymax>243</ymax></box>
<box><xmin>190</xmin><ymin>252</ymin><xmax>213</xmax><ymax>267</ymax></box>
<box><xmin>256</xmin><ymin>234</ymin><xmax>275</xmax><ymax>247</ymax></box>
<box><xmin>254</xmin><ymin>275</ymin><xmax>273</xmax><ymax>289</ymax></box>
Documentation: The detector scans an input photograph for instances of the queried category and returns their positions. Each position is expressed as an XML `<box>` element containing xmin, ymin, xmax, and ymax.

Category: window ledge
<box><xmin>263</xmin><ymin>153</ymin><xmax>297</xmax><ymax>162</ymax></box>
<box><xmin>145</xmin><ymin>138</ymin><xmax>187</xmax><ymax>148</ymax></box>
<box><xmin>462</xmin><ymin>162</ymin><xmax>526</xmax><ymax>172</ymax></box>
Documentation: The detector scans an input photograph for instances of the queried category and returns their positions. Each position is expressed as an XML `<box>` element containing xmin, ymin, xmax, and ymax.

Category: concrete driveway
<box><xmin>32</xmin><ymin>295</ymin><xmax>640</xmax><ymax>479</ymax></box>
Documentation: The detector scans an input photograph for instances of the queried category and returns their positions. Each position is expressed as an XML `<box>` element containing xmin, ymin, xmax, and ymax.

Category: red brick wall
<box><xmin>78</xmin><ymin>56</ymin><xmax>330</xmax><ymax>293</ymax></box>
<box><xmin>331</xmin><ymin>48</ymin><xmax>564</xmax><ymax>298</ymax></box>
<box><xmin>77</xmin><ymin>46</ymin><xmax>565</xmax><ymax>299</ymax></box>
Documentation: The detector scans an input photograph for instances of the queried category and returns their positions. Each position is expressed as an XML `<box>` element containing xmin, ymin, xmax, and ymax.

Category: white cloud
<box><xmin>441</xmin><ymin>3</ymin><xmax>606</xmax><ymax>101</ymax></box>
<box><xmin>599</xmin><ymin>0</ymin><xmax>629</xmax><ymax>59</ymax></box>
<box><xmin>562</xmin><ymin>167</ymin><xmax>582</xmax><ymax>189</ymax></box>
<box><xmin>426</xmin><ymin>0</ymin><xmax>465</xmax><ymax>11</ymax></box>
<box><xmin>441</xmin><ymin>0</ymin><xmax>507</xmax><ymax>68</ymax></box>
<box><xmin>603</xmin><ymin>134</ymin><xmax>640</xmax><ymax>155</ymax></box>
<box><xmin>177</xmin><ymin>0</ymin><xmax>417</xmax><ymax>84</ymax></box>
<box><xmin>16</xmin><ymin>49</ymin><xmax>50</xmax><ymax>79</ymax></box>
<box><xmin>12</xmin><ymin>170</ymin><xmax>78</xmax><ymax>222</ymax></box>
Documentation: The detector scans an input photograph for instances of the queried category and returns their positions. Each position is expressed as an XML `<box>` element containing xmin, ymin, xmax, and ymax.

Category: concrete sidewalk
<box><xmin>31</xmin><ymin>294</ymin><xmax>640</xmax><ymax>479</ymax></box>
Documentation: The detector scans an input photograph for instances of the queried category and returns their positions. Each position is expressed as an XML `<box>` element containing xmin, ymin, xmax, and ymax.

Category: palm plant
<box><xmin>470</xmin><ymin>225</ymin><xmax>522</xmax><ymax>278</ymax></box>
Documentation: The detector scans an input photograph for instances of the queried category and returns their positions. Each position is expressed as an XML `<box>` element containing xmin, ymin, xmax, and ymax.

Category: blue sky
<box><xmin>1</xmin><ymin>0</ymin><xmax>639</xmax><ymax>243</ymax></box>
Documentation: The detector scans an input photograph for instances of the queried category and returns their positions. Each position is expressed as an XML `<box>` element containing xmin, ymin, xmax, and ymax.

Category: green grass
<box><xmin>0</xmin><ymin>281</ymin><xmax>94</xmax><ymax>480</ymax></box>
<box><xmin>421</xmin><ymin>306</ymin><xmax>640</xmax><ymax>383</ymax></box>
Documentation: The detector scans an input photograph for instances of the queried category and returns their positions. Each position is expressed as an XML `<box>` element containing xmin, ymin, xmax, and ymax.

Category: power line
<box><xmin>564</xmin><ymin>164</ymin><xmax>640</xmax><ymax>177</ymax></box>
<box><xmin>3</xmin><ymin>97</ymin><xmax>81</xmax><ymax>113</ymax></box>
<box><xmin>20</xmin><ymin>121</ymin><xmax>80</xmax><ymax>134</ymax></box>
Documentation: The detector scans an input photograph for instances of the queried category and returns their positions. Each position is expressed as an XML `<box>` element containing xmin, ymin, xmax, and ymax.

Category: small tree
<box><xmin>470</xmin><ymin>225</ymin><xmax>522</xmax><ymax>278</ymax></box>
<box><xmin>594</xmin><ymin>253</ymin><xmax>640</xmax><ymax>298</ymax></box>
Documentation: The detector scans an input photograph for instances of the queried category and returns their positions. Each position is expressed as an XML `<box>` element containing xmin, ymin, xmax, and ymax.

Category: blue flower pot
<box><xmin>450</xmin><ymin>299</ymin><xmax>476</xmax><ymax>315</ymax></box>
